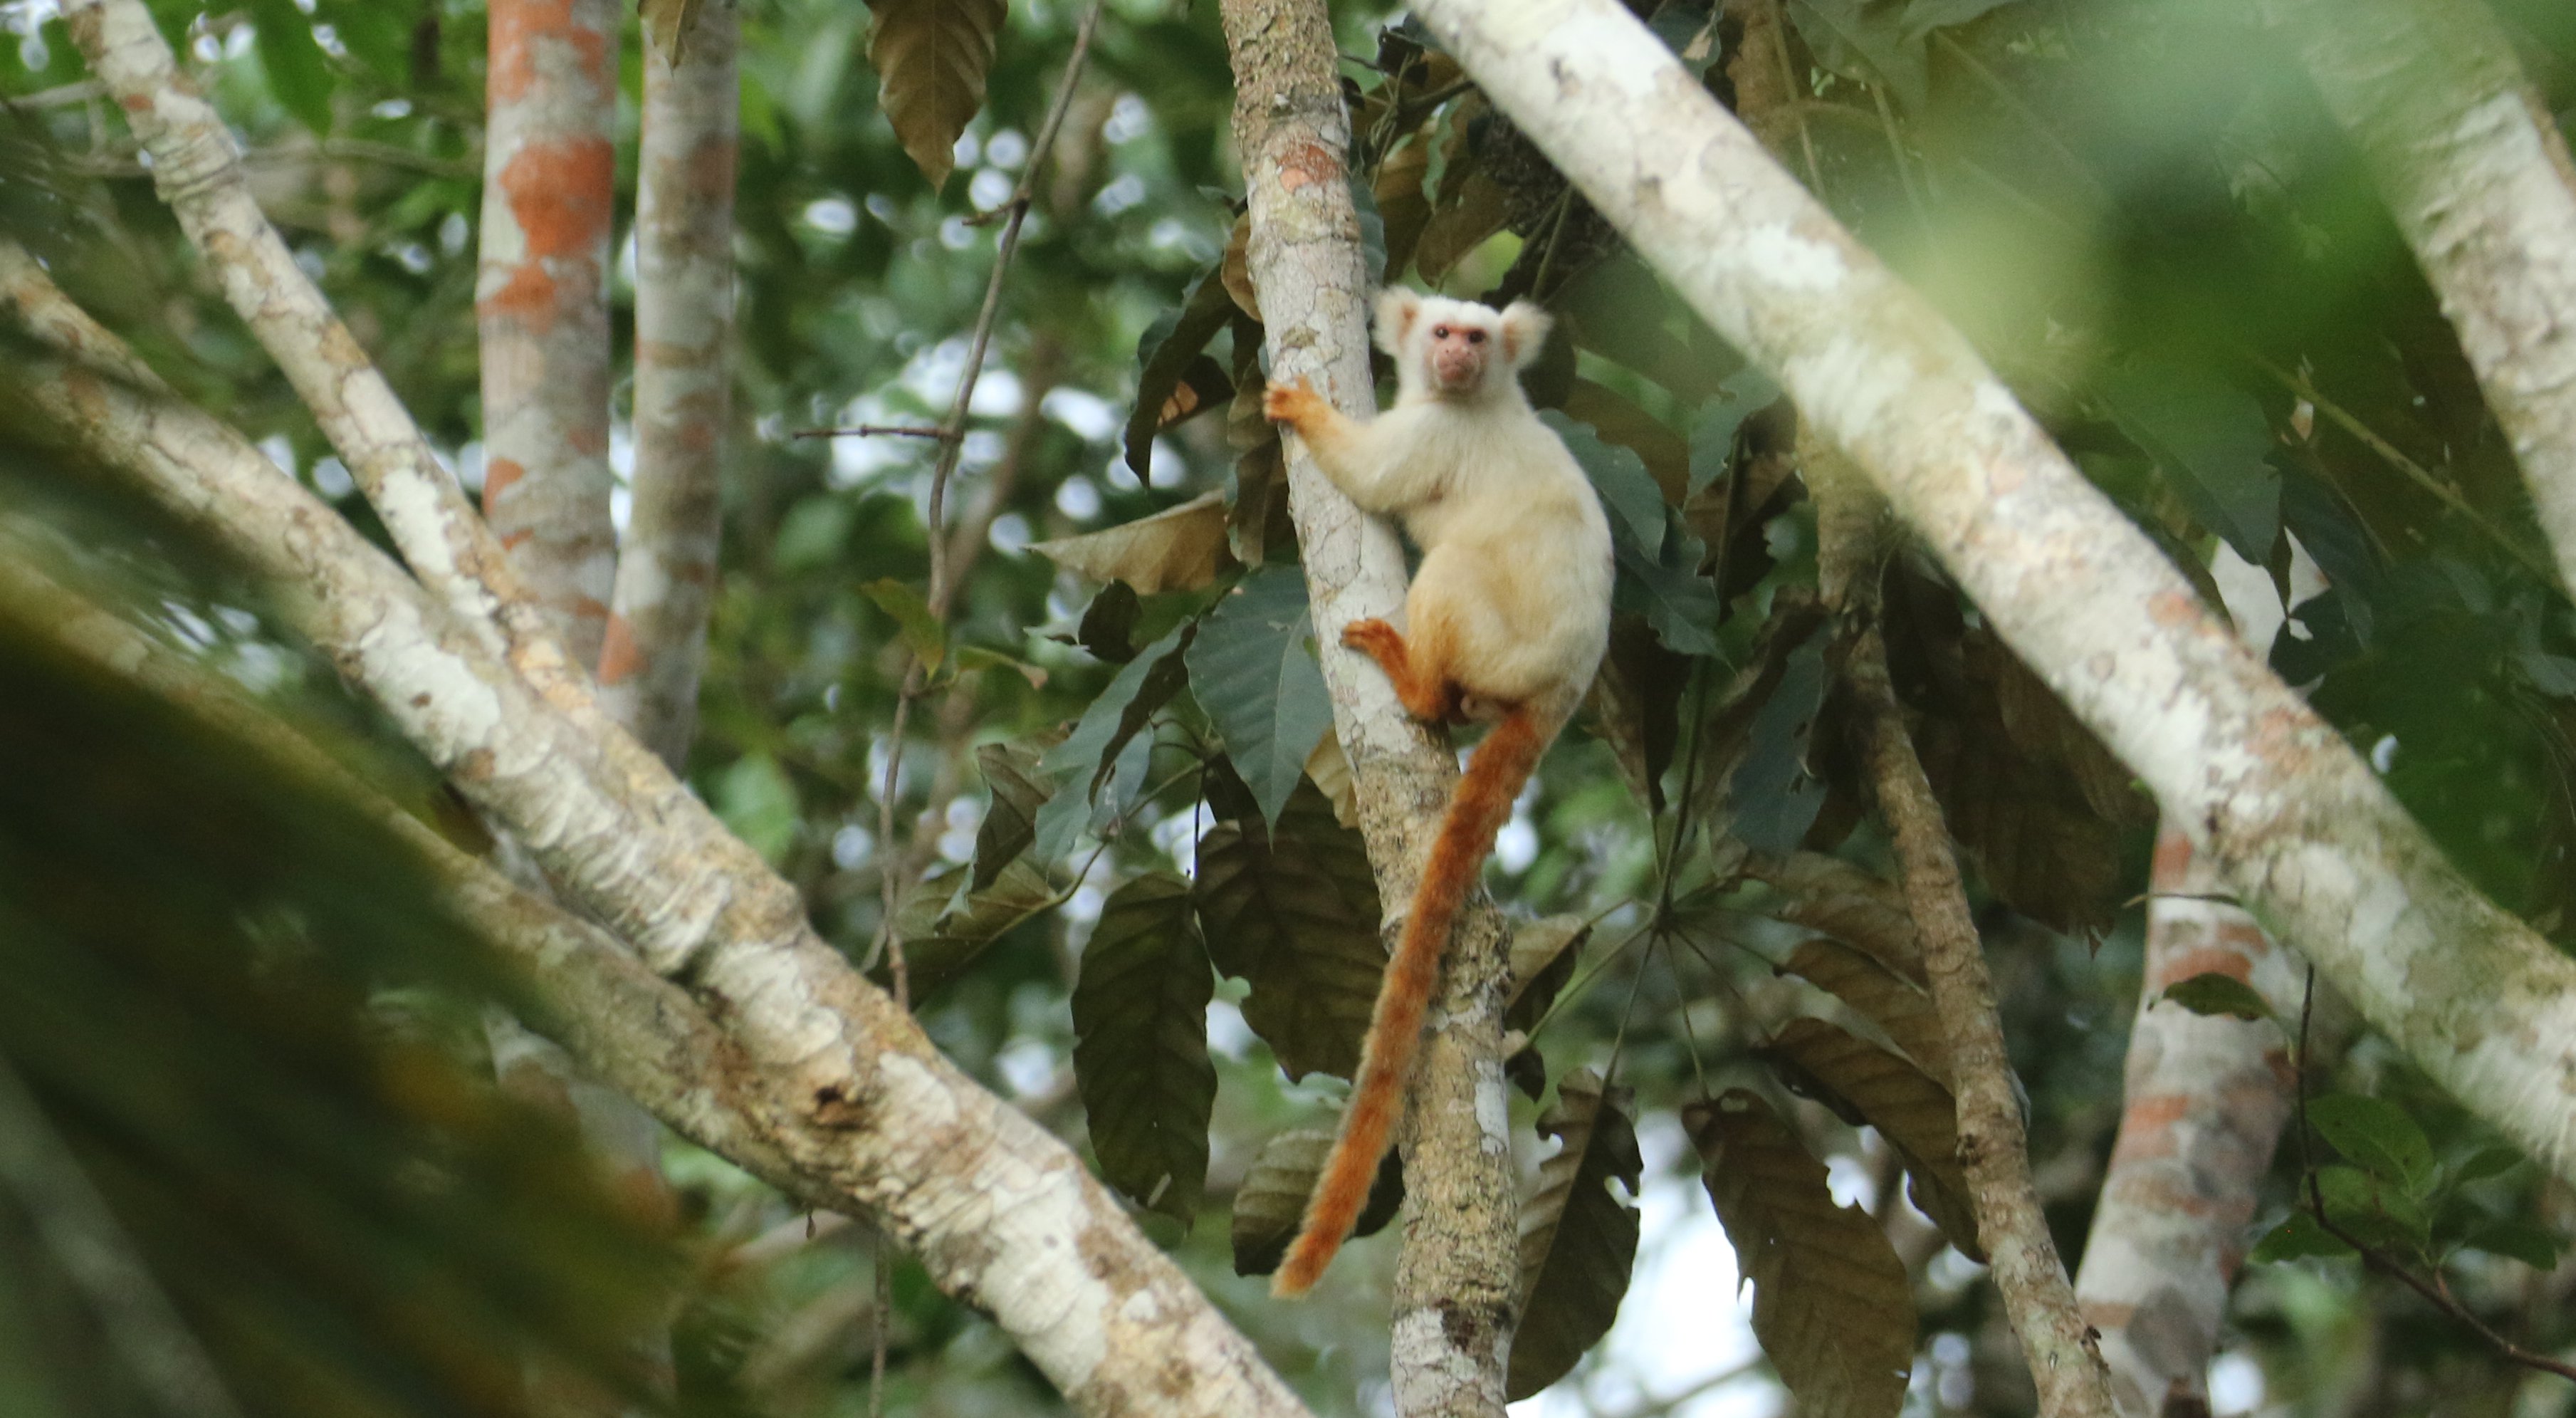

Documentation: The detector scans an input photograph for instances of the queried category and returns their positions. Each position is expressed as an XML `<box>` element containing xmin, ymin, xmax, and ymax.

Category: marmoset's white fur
<box><xmin>1262</xmin><ymin>289</ymin><xmax>1613</xmax><ymax>1297</ymax></box>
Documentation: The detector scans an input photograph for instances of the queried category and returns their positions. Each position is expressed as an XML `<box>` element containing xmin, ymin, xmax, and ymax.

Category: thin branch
<box><xmin>2290</xmin><ymin>972</ymin><xmax>2576</xmax><ymax>1384</ymax></box>
<box><xmin>870</xmin><ymin>0</ymin><xmax>1109</xmax><ymax>1001</ymax></box>
<box><xmin>792</xmin><ymin>424</ymin><xmax>959</xmax><ymax>442</ymax></box>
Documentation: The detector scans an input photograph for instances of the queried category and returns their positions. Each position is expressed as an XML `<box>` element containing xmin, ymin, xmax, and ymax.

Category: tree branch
<box><xmin>1</xmin><ymin>241</ymin><xmax>1316</xmax><ymax>1418</ymax></box>
<box><xmin>1411</xmin><ymin>0</ymin><xmax>2576</xmax><ymax>1199</ymax></box>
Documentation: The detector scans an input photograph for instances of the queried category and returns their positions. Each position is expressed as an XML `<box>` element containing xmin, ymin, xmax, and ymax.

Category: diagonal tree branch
<box><xmin>1409</xmin><ymin>0</ymin><xmax>2576</xmax><ymax>1201</ymax></box>
<box><xmin>0</xmin><ymin>239</ymin><xmax>1315</xmax><ymax>1418</ymax></box>
<box><xmin>59</xmin><ymin>0</ymin><xmax>550</xmax><ymax>667</ymax></box>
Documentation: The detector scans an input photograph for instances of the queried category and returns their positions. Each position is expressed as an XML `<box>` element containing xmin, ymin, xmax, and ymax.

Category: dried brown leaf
<box><xmin>864</xmin><ymin>0</ymin><xmax>1006</xmax><ymax>189</ymax></box>
<box><xmin>1687</xmin><ymin>1091</ymin><xmax>1914</xmax><ymax>1418</ymax></box>
<box><xmin>1030</xmin><ymin>491</ymin><xmax>1235</xmax><ymax>595</ymax></box>
<box><xmin>1756</xmin><ymin>1018</ymin><xmax>1981</xmax><ymax>1262</ymax></box>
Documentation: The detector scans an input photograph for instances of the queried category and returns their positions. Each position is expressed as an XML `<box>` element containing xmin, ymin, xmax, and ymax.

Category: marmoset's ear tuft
<box><xmin>1498</xmin><ymin>302</ymin><xmax>1552</xmax><ymax>371</ymax></box>
<box><xmin>1373</xmin><ymin>288</ymin><xmax>1425</xmax><ymax>359</ymax></box>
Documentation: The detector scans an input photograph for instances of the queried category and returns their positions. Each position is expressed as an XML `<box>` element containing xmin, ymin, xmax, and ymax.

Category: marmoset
<box><xmin>1263</xmin><ymin>289</ymin><xmax>1613</xmax><ymax>1297</ymax></box>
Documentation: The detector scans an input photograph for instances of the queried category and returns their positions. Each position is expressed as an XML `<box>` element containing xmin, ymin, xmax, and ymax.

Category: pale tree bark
<box><xmin>1218</xmin><ymin>4</ymin><xmax>1521</xmax><ymax>1415</ymax></box>
<box><xmin>59</xmin><ymin>0</ymin><xmax>538</xmax><ymax>650</ymax></box>
<box><xmin>1</xmin><ymin>241</ymin><xmax>1315</xmax><ymax>1418</ymax></box>
<box><xmin>2074</xmin><ymin>825</ymin><xmax>2298</xmax><ymax>1418</ymax></box>
<box><xmin>1410</xmin><ymin>0</ymin><xmax>2576</xmax><ymax>1199</ymax></box>
<box><xmin>602</xmin><ymin>4</ymin><xmax>739</xmax><ymax>769</ymax></box>
<box><xmin>0</xmin><ymin>542</ymin><xmax>813</xmax><ymax>1209</ymax></box>
<box><xmin>2263</xmin><ymin>0</ymin><xmax>2576</xmax><ymax>597</ymax></box>
<box><xmin>478</xmin><ymin>0</ymin><xmax>620</xmax><ymax>668</ymax></box>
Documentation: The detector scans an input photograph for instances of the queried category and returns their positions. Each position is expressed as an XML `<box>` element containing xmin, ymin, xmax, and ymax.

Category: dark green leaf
<box><xmin>1789</xmin><ymin>0</ymin><xmax>1930</xmax><ymax>111</ymax></box>
<box><xmin>1509</xmin><ymin>1071</ymin><xmax>1643</xmax><ymax>1401</ymax></box>
<box><xmin>2462</xmin><ymin>1221</ymin><xmax>2565</xmax><ymax>1271</ymax></box>
<box><xmin>1546</xmin><ymin>410</ymin><xmax>1665</xmax><ymax>546</ymax></box>
<box><xmin>887</xmin><ymin>860</ymin><xmax>1057</xmax><ymax>999</ymax></box>
<box><xmin>2159</xmin><ymin>971</ymin><xmax>2274</xmax><ymax>1022</ymax></box>
<box><xmin>2101</xmin><ymin>366</ymin><xmax>2279</xmax><ymax>565</ymax></box>
<box><xmin>2251</xmin><ymin>1211</ymin><xmax>2356</xmax><ymax>1263</ymax></box>
<box><xmin>1188</xmin><ymin>565</ymin><xmax>1335</xmax><ymax>827</ymax></box>
<box><xmin>1729</xmin><ymin>630</ymin><xmax>1830</xmax><ymax>855</ymax></box>
<box><xmin>1079</xmin><ymin>581</ymin><xmax>1142</xmax><ymax>664</ymax></box>
<box><xmin>1126</xmin><ymin>265</ymin><xmax>1239</xmax><ymax>479</ymax></box>
<box><xmin>2308</xmin><ymin>1094</ymin><xmax>2436</xmax><ymax>1198</ymax></box>
<box><xmin>1230</xmin><ymin>1129</ymin><xmax>1403</xmax><ymax>1276</ymax></box>
<box><xmin>1193</xmin><ymin>780</ymin><xmax>1383</xmax><ymax>1082</ymax></box>
<box><xmin>1687</xmin><ymin>371</ymin><xmax>1780</xmax><ymax>494</ymax></box>
<box><xmin>1071</xmin><ymin>874</ymin><xmax>1215</xmax><ymax>1222</ymax></box>
<box><xmin>970</xmin><ymin>743</ymin><xmax>1051</xmax><ymax>891</ymax></box>
<box><xmin>2316</xmin><ymin>1164</ymin><xmax>2430</xmax><ymax>1251</ymax></box>
<box><xmin>2451</xmin><ymin>1145</ymin><xmax>2526</xmax><ymax>1187</ymax></box>
<box><xmin>1900</xmin><ymin>0</ymin><xmax>2022</xmax><ymax>38</ymax></box>
<box><xmin>251</xmin><ymin>0</ymin><xmax>335</xmax><ymax>135</ymax></box>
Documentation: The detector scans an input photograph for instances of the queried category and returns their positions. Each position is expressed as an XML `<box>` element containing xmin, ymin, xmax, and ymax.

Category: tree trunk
<box><xmin>1218</xmin><ymin>3</ymin><xmax>1521</xmax><ymax>1413</ymax></box>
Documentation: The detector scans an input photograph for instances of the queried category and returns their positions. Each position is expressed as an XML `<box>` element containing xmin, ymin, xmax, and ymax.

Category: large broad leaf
<box><xmin>1030</xmin><ymin>492</ymin><xmax>1236</xmax><ymax>595</ymax></box>
<box><xmin>864</xmin><ymin>0</ymin><xmax>1005</xmax><ymax>188</ymax></box>
<box><xmin>884</xmin><ymin>859</ymin><xmax>1058</xmax><ymax>1000</ymax></box>
<box><xmin>1376</xmin><ymin>128</ymin><xmax>1435</xmax><ymax>280</ymax></box>
<box><xmin>1033</xmin><ymin>625</ymin><xmax>1195</xmax><ymax>862</ymax></box>
<box><xmin>1194</xmin><ymin>779</ymin><xmax>1383</xmax><ymax>1082</ymax></box>
<box><xmin>1230</xmin><ymin>1128</ymin><xmax>1405</xmax><ymax>1276</ymax></box>
<box><xmin>2307</xmin><ymin>1094</ymin><xmax>2437</xmax><ymax>1199</ymax></box>
<box><xmin>1781</xmin><ymin>937</ymin><xmax>1952</xmax><ymax>1086</ymax></box>
<box><xmin>1508</xmin><ymin>1070</ymin><xmax>1643</xmax><ymax>1400</ymax></box>
<box><xmin>1072</xmin><ymin>874</ymin><xmax>1215</xmax><ymax>1222</ymax></box>
<box><xmin>1688</xmin><ymin>1091</ymin><xmax>1915</xmax><ymax>1418</ymax></box>
<box><xmin>1544</xmin><ymin>412</ymin><xmax>1722</xmax><ymax>656</ymax></box>
<box><xmin>1565</xmin><ymin>378</ymin><xmax>1690</xmax><ymax>505</ymax></box>
<box><xmin>1415</xmin><ymin>171</ymin><xmax>1511</xmax><ymax>284</ymax></box>
<box><xmin>1756</xmin><ymin>853</ymin><xmax>1925</xmax><ymax>984</ymax></box>
<box><xmin>1727</xmin><ymin>627</ymin><xmax>1831</xmax><ymax>855</ymax></box>
<box><xmin>1589</xmin><ymin>614</ymin><xmax>1690</xmax><ymax>810</ymax></box>
<box><xmin>1125</xmin><ymin>266</ymin><xmax>1240</xmax><ymax>479</ymax></box>
<box><xmin>2100</xmin><ymin>365</ymin><xmax>2280</xmax><ymax>565</ymax></box>
<box><xmin>1756</xmin><ymin>1018</ymin><xmax>1982</xmax><ymax>1261</ymax></box>
<box><xmin>969</xmin><ymin>742</ymin><xmax>1050</xmax><ymax>891</ymax></box>
<box><xmin>1188</xmin><ymin>565</ymin><xmax>1336</xmax><ymax>828</ymax></box>
<box><xmin>1506</xmin><ymin>914</ymin><xmax>1591</xmax><ymax>1033</ymax></box>
<box><xmin>250</xmin><ymin>0</ymin><xmax>335</xmax><ymax>135</ymax></box>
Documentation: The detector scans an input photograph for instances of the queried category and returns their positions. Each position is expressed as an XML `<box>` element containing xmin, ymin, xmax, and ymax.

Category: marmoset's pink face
<box><xmin>1425</xmin><ymin>316</ymin><xmax>1494</xmax><ymax>394</ymax></box>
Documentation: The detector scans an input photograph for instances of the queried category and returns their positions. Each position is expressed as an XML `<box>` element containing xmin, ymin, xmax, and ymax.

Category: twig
<box><xmin>2290</xmin><ymin>971</ymin><xmax>2576</xmax><ymax>1383</ymax></box>
<box><xmin>790</xmin><ymin>424</ymin><xmax>958</xmax><ymax>442</ymax></box>
<box><xmin>2254</xmin><ymin>355</ymin><xmax>2560</xmax><ymax>588</ymax></box>
<box><xmin>870</xmin><ymin>0</ymin><xmax>1111</xmax><ymax>1001</ymax></box>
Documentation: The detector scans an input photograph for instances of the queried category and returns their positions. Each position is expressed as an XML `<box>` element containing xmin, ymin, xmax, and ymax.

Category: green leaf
<box><xmin>1508</xmin><ymin>1071</ymin><xmax>1643</xmax><ymax>1401</ymax></box>
<box><xmin>1788</xmin><ymin>0</ymin><xmax>1929</xmax><ymax>111</ymax></box>
<box><xmin>1729</xmin><ymin>630</ymin><xmax>1830</xmax><ymax>855</ymax></box>
<box><xmin>714</xmin><ymin>754</ymin><xmax>799</xmax><ymax>862</ymax></box>
<box><xmin>1042</xmin><ymin>624</ymin><xmax>1193</xmax><ymax>791</ymax></box>
<box><xmin>2251</xmin><ymin>1211</ymin><xmax>2356</xmax><ymax>1263</ymax></box>
<box><xmin>1348</xmin><ymin>172</ymin><xmax>1388</xmax><ymax>292</ymax></box>
<box><xmin>2316</xmin><ymin>1164</ymin><xmax>2430</xmax><ymax>1251</ymax></box>
<box><xmin>1187</xmin><ymin>565</ymin><xmax>1334</xmax><ymax>827</ymax></box>
<box><xmin>2101</xmin><ymin>366</ymin><xmax>2279</xmax><ymax>565</ymax></box>
<box><xmin>884</xmin><ymin>859</ymin><xmax>1057</xmax><ymax>999</ymax></box>
<box><xmin>2462</xmin><ymin>1221</ymin><xmax>2565</xmax><ymax>1271</ymax></box>
<box><xmin>2308</xmin><ymin>1094</ymin><xmax>2436</xmax><ymax>1198</ymax></box>
<box><xmin>251</xmin><ymin>0</ymin><xmax>335</xmax><ymax>135</ymax></box>
<box><xmin>1687</xmin><ymin>1091</ymin><xmax>1915</xmax><ymax>1417</ymax></box>
<box><xmin>1071</xmin><ymin>874</ymin><xmax>1215</xmax><ymax>1223</ymax></box>
<box><xmin>969</xmin><ymin>743</ymin><xmax>1050</xmax><ymax>891</ymax></box>
<box><xmin>1193</xmin><ymin>779</ymin><xmax>1384</xmax><ymax>1082</ymax></box>
<box><xmin>1125</xmin><ymin>265</ymin><xmax>1238</xmax><ymax>479</ymax></box>
<box><xmin>1687</xmin><ymin>370</ymin><xmax>1779</xmax><ymax>494</ymax></box>
<box><xmin>2159</xmin><ymin>971</ymin><xmax>2273</xmax><ymax>1022</ymax></box>
<box><xmin>1546</xmin><ymin>410</ymin><xmax>1665</xmax><ymax>546</ymax></box>
<box><xmin>1900</xmin><ymin>0</ymin><xmax>2023</xmax><ymax>38</ymax></box>
<box><xmin>772</xmin><ymin>495</ymin><xmax>854</xmax><ymax>572</ymax></box>
<box><xmin>1079</xmin><ymin>580</ymin><xmax>1141</xmax><ymax>664</ymax></box>
<box><xmin>861</xmin><ymin>578</ymin><xmax>946</xmax><ymax>670</ymax></box>
<box><xmin>2451</xmin><ymin>1145</ymin><xmax>2526</xmax><ymax>1187</ymax></box>
<box><xmin>1230</xmin><ymin>1129</ymin><xmax>1404</xmax><ymax>1277</ymax></box>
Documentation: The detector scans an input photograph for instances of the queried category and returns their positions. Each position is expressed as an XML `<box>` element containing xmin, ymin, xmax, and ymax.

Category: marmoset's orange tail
<box><xmin>1271</xmin><ymin>704</ymin><xmax>1553</xmax><ymax>1298</ymax></box>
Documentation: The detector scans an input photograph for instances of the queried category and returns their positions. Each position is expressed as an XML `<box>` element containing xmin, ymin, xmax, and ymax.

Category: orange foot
<box><xmin>1343</xmin><ymin>619</ymin><xmax>1459</xmax><ymax>723</ymax></box>
<box><xmin>1263</xmin><ymin>378</ymin><xmax>1329</xmax><ymax>433</ymax></box>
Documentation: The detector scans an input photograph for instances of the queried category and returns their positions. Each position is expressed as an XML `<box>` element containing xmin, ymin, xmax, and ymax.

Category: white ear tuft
<box><xmin>1498</xmin><ymin>301</ymin><xmax>1553</xmax><ymax>371</ymax></box>
<box><xmin>1373</xmin><ymin>288</ymin><xmax>1424</xmax><ymax>359</ymax></box>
